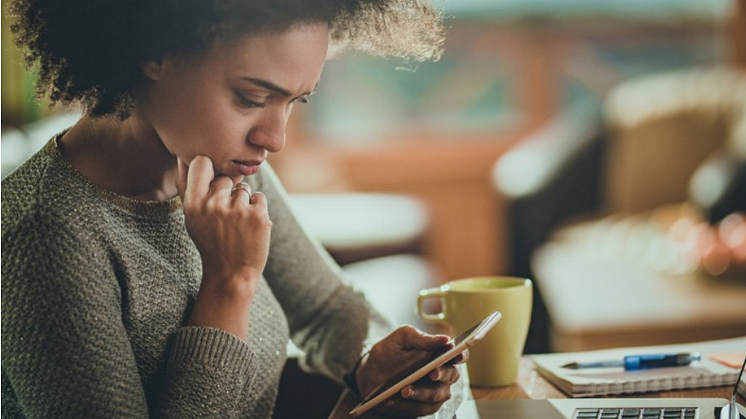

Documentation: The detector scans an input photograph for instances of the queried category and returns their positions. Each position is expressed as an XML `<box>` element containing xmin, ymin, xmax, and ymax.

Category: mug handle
<box><xmin>417</xmin><ymin>287</ymin><xmax>448</xmax><ymax>325</ymax></box>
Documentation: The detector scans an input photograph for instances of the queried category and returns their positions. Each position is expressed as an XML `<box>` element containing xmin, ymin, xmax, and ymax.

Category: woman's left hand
<box><xmin>355</xmin><ymin>326</ymin><xmax>467</xmax><ymax>418</ymax></box>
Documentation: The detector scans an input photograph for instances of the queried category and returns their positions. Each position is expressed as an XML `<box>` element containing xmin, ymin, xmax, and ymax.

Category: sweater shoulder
<box><xmin>2</xmin><ymin>142</ymin><xmax>53</xmax><ymax>232</ymax></box>
<box><xmin>3</xmin><ymin>138</ymin><xmax>87</xmax><ymax>209</ymax></box>
<box><xmin>2</xmin><ymin>140</ymin><xmax>114</xmax><ymax>272</ymax></box>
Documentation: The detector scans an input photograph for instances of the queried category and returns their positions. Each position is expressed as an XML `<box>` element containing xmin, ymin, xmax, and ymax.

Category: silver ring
<box><xmin>231</xmin><ymin>182</ymin><xmax>252</xmax><ymax>199</ymax></box>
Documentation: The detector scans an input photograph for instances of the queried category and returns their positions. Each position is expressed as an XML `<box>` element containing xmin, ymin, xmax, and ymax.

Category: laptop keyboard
<box><xmin>573</xmin><ymin>407</ymin><xmax>697</xmax><ymax>419</ymax></box>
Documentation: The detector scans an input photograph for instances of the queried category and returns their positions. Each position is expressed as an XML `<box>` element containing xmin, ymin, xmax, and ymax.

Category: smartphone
<box><xmin>349</xmin><ymin>311</ymin><xmax>502</xmax><ymax>417</ymax></box>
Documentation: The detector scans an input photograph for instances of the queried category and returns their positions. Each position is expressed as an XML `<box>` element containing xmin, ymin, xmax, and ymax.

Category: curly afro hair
<box><xmin>8</xmin><ymin>0</ymin><xmax>446</xmax><ymax>117</ymax></box>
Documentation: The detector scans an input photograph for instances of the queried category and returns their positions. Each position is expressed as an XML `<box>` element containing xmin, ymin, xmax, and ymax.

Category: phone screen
<box><xmin>350</xmin><ymin>311</ymin><xmax>501</xmax><ymax>417</ymax></box>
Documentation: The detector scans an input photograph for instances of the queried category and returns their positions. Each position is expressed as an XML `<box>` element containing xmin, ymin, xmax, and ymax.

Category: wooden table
<box><xmin>530</xmin><ymin>215</ymin><xmax>746</xmax><ymax>353</ymax></box>
<box><xmin>327</xmin><ymin>358</ymin><xmax>737</xmax><ymax>419</ymax></box>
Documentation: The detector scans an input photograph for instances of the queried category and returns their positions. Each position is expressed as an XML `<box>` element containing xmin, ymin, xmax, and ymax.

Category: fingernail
<box><xmin>403</xmin><ymin>387</ymin><xmax>414</xmax><ymax>398</ymax></box>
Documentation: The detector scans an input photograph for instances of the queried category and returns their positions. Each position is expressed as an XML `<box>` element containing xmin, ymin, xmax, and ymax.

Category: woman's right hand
<box><xmin>176</xmin><ymin>155</ymin><xmax>272</xmax><ymax>339</ymax></box>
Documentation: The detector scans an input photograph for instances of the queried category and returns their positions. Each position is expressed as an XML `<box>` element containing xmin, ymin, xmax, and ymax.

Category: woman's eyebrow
<box><xmin>241</xmin><ymin>77</ymin><xmax>317</xmax><ymax>97</ymax></box>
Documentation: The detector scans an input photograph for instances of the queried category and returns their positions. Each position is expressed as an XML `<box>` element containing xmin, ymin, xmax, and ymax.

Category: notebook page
<box><xmin>531</xmin><ymin>336</ymin><xmax>746</xmax><ymax>397</ymax></box>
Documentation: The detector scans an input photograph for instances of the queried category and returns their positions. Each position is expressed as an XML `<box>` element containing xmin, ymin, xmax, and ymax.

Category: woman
<box><xmin>2</xmin><ymin>0</ymin><xmax>465</xmax><ymax>418</ymax></box>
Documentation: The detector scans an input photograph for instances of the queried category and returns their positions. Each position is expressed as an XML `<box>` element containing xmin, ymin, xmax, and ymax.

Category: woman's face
<box><xmin>138</xmin><ymin>22</ymin><xmax>329</xmax><ymax>179</ymax></box>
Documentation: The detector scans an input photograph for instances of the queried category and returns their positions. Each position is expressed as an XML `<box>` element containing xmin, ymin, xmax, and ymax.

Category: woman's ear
<box><xmin>141</xmin><ymin>57</ymin><xmax>166</xmax><ymax>81</ymax></box>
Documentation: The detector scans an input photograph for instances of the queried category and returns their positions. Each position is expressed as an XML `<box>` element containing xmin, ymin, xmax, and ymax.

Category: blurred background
<box><xmin>3</xmin><ymin>0</ymin><xmax>745</xmax><ymax>354</ymax></box>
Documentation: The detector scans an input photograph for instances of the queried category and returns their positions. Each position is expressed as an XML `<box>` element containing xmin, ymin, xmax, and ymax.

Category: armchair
<box><xmin>493</xmin><ymin>66</ymin><xmax>746</xmax><ymax>352</ymax></box>
<box><xmin>492</xmin><ymin>100</ymin><xmax>606</xmax><ymax>353</ymax></box>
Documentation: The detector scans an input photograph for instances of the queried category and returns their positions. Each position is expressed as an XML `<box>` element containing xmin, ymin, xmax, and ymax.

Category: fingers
<box><xmin>376</xmin><ymin>381</ymin><xmax>452</xmax><ymax>417</ymax></box>
<box><xmin>396</xmin><ymin>325</ymin><xmax>451</xmax><ymax>352</ymax></box>
<box><xmin>247</xmin><ymin>191</ymin><xmax>267</xmax><ymax>210</ymax></box>
<box><xmin>182</xmin><ymin>155</ymin><xmax>215</xmax><ymax>204</ymax></box>
<box><xmin>210</xmin><ymin>176</ymin><xmax>234</xmax><ymax>199</ymax></box>
<box><xmin>180</xmin><ymin>156</ymin><xmax>261</xmax><ymax>206</ymax></box>
<box><xmin>401</xmin><ymin>379</ymin><xmax>453</xmax><ymax>403</ymax></box>
<box><xmin>231</xmin><ymin>182</ymin><xmax>253</xmax><ymax>203</ymax></box>
<box><xmin>427</xmin><ymin>364</ymin><xmax>460</xmax><ymax>384</ymax></box>
<box><xmin>229</xmin><ymin>185</ymin><xmax>269</xmax><ymax>215</ymax></box>
<box><xmin>372</xmin><ymin>366</ymin><xmax>458</xmax><ymax>417</ymax></box>
<box><xmin>451</xmin><ymin>349</ymin><xmax>469</xmax><ymax>365</ymax></box>
<box><xmin>361</xmin><ymin>326</ymin><xmax>461</xmax><ymax>417</ymax></box>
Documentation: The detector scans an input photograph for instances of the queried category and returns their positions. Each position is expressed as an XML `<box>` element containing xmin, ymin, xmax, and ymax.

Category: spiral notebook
<box><xmin>531</xmin><ymin>336</ymin><xmax>746</xmax><ymax>397</ymax></box>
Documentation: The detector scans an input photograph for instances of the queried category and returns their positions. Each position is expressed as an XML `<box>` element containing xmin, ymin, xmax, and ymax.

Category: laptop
<box><xmin>455</xmin><ymin>352</ymin><xmax>746</xmax><ymax>419</ymax></box>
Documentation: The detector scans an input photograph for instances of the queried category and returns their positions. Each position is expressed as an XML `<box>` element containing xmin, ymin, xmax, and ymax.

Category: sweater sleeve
<box><xmin>1</xmin><ymin>207</ymin><xmax>259</xmax><ymax>418</ymax></box>
<box><xmin>155</xmin><ymin>327</ymin><xmax>257</xmax><ymax>418</ymax></box>
<box><xmin>250</xmin><ymin>165</ymin><xmax>393</xmax><ymax>383</ymax></box>
<box><xmin>250</xmin><ymin>166</ymin><xmax>468</xmax><ymax>419</ymax></box>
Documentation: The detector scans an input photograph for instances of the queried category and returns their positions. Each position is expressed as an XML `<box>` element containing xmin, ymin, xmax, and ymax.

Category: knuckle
<box><xmin>205</xmin><ymin>199</ymin><xmax>224</xmax><ymax>215</ymax></box>
<box><xmin>183</xmin><ymin>202</ymin><xmax>200</xmax><ymax>215</ymax></box>
<box><xmin>393</xmin><ymin>325</ymin><xmax>417</xmax><ymax>340</ymax></box>
<box><xmin>369</xmin><ymin>340</ymin><xmax>386</xmax><ymax>355</ymax></box>
<box><xmin>249</xmin><ymin>210</ymin><xmax>270</xmax><ymax>223</ymax></box>
<box><xmin>400</xmin><ymin>324</ymin><xmax>418</xmax><ymax>334</ymax></box>
<box><xmin>450</xmin><ymin>367</ymin><xmax>460</xmax><ymax>383</ymax></box>
<box><xmin>204</xmin><ymin>198</ymin><xmax>218</xmax><ymax>210</ymax></box>
<box><xmin>433</xmin><ymin>386</ymin><xmax>451</xmax><ymax>402</ymax></box>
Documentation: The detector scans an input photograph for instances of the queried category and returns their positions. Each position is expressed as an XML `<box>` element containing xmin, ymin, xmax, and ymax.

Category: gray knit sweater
<box><xmin>1</xmin><ymin>137</ymin><xmax>392</xmax><ymax>418</ymax></box>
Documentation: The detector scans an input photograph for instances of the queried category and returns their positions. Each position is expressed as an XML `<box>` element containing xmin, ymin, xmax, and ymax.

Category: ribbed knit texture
<box><xmin>1</xmin><ymin>136</ymin><xmax>392</xmax><ymax>418</ymax></box>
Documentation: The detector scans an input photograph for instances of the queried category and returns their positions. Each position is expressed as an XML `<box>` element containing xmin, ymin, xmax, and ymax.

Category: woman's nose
<box><xmin>248</xmin><ymin>108</ymin><xmax>287</xmax><ymax>153</ymax></box>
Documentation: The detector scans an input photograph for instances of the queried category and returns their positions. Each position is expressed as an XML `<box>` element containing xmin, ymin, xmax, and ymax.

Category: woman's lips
<box><xmin>233</xmin><ymin>160</ymin><xmax>262</xmax><ymax>176</ymax></box>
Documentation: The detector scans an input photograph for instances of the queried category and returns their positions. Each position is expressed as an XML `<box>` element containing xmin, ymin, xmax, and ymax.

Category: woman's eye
<box><xmin>236</xmin><ymin>94</ymin><xmax>265</xmax><ymax>108</ymax></box>
<box><xmin>294</xmin><ymin>97</ymin><xmax>309</xmax><ymax>104</ymax></box>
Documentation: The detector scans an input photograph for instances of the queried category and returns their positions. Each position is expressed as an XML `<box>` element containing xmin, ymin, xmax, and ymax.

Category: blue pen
<box><xmin>561</xmin><ymin>352</ymin><xmax>702</xmax><ymax>370</ymax></box>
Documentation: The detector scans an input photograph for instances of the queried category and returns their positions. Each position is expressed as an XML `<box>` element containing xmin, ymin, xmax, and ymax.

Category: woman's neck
<box><xmin>59</xmin><ymin>115</ymin><xmax>179</xmax><ymax>201</ymax></box>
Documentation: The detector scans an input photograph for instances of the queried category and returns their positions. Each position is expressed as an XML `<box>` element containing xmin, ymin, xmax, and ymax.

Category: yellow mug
<box><xmin>417</xmin><ymin>276</ymin><xmax>532</xmax><ymax>387</ymax></box>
